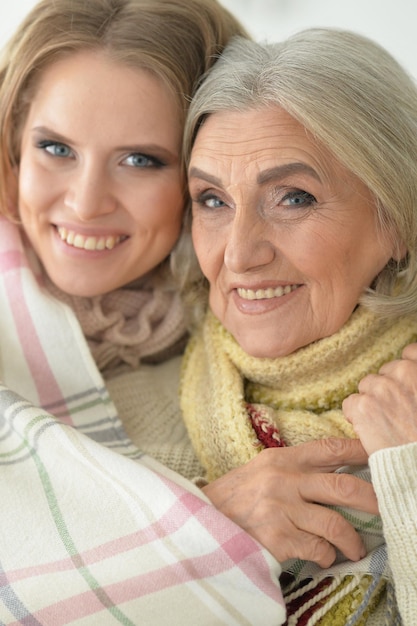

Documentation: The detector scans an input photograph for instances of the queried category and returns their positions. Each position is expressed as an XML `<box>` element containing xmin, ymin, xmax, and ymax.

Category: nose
<box><xmin>64</xmin><ymin>161</ymin><xmax>117</xmax><ymax>220</ymax></box>
<box><xmin>224</xmin><ymin>205</ymin><xmax>276</xmax><ymax>274</ymax></box>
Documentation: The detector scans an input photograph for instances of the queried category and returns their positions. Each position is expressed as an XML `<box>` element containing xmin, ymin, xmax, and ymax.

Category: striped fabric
<box><xmin>0</xmin><ymin>218</ymin><xmax>285</xmax><ymax>625</ymax></box>
<box><xmin>281</xmin><ymin>467</ymin><xmax>399</xmax><ymax>625</ymax></box>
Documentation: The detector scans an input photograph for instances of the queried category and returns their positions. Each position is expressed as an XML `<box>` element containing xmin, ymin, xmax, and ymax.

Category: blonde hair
<box><xmin>0</xmin><ymin>0</ymin><xmax>248</xmax><ymax>217</ymax></box>
<box><xmin>183</xmin><ymin>29</ymin><xmax>417</xmax><ymax>318</ymax></box>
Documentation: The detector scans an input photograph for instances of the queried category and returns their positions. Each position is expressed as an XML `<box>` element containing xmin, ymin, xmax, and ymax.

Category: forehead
<box><xmin>24</xmin><ymin>50</ymin><xmax>182</xmax><ymax>144</ymax></box>
<box><xmin>188</xmin><ymin>105</ymin><xmax>374</xmax><ymax>203</ymax></box>
<box><xmin>34</xmin><ymin>49</ymin><xmax>173</xmax><ymax>107</ymax></box>
<box><xmin>190</xmin><ymin>106</ymin><xmax>336</xmax><ymax>178</ymax></box>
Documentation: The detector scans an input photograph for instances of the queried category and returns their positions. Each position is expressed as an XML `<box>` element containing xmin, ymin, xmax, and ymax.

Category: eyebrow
<box><xmin>258</xmin><ymin>162</ymin><xmax>321</xmax><ymax>184</ymax></box>
<box><xmin>188</xmin><ymin>167</ymin><xmax>222</xmax><ymax>186</ymax></box>
<box><xmin>188</xmin><ymin>162</ymin><xmax>321</xmax><ymax>186</ymax></box>
<box><xmin>31</xmin><ymin>126</ymin><xmax>69</xmax><ymax>144</ymax></box>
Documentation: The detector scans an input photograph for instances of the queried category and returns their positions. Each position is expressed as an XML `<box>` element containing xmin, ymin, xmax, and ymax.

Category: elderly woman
<box><xmin>180</xmin><ymin>29</ymin><xmax>417</xmax><ymax>624</ymax></box>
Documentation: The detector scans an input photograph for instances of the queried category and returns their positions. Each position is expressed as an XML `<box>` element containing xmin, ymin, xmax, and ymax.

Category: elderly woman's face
<box><xmin>189</xmin><ymin>106</ymin><xmax>398</xmax><ymax>358</ymax></box>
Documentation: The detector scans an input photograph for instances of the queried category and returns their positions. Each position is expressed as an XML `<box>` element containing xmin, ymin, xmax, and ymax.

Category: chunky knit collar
<box><xmin>181</xmin><ymin>306</ymin><xmax>417</xmax><ymax>481</ymax></box>
<box><xmin>43</xmin><ymin>268</ymin><xmax>188</xmax><ymax>374</ymax></box>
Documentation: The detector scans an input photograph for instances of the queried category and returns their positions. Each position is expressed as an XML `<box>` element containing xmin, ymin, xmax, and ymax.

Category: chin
<box><xmin>234</xmin><ymin>337</ymin><xmax>281</xmax><ymax>359</ymax></box>
<box><xmin>233</xmin><ymin>331</ymin><xmax>302</xmax><ymax>359</ymax></box>
<box><xmin>48</xmin><ymin>275</ymin><xmax>109</xmax><ymax>298</ymax></box>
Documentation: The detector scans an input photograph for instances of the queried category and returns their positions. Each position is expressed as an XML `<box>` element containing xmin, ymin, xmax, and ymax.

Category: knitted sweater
<box><xmin>181</xmin><ymin>308</ymin><xmax>417</xmax><ymax>624</ymax></box>
<box><xmin>106</xmin><ymin>357</ymin><xmax>204</xmax><ymax>480</ymax></box>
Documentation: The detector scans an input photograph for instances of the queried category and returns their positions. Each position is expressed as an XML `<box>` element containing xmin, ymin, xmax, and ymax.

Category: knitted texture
<box><xmin>181</xmin><ymin>307</ymin><xmax>417</xmax><ymax>480</ymax></box>
<box><xmin>106</xmin><ymin>357</ymin><xmax>204</xmax><ymax>480</ymax></box>
<box><xmin>180</xmin><ymin>306</ymin><xmax>417</xmax><ymax>623</ymax></box>
<box><xmin>44</xmin><ymin>269</ymin><xmax>188</xmax><ymax>372</ymax></box>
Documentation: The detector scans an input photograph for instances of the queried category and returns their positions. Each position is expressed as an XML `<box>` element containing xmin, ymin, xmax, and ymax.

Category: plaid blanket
<box><xmin>0</xmin><ymin>218</ymin><xmax>285</xmax><ymax>625</ymax></box>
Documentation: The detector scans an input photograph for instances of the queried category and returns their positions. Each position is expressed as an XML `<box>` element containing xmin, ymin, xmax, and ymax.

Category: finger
<box><xmin>295</xmin><ymin>503</ymin><xmax>367</xmax><ymax>564</ymax></box>
<box><xmin>289</xmin><ymin>438</ymin><xmax>368</xmax><ymax>473</ymax></box>
<box><xmin>343</xmin><ymin>391</ymin><xmax>375</xmax><ymax>423</ymax></box>
<box><xmin>270</xmin><ymin>526</ymin><xmax>338</xmax><ymax>568</ymax></box>
<box><xmin>342</xmin><ymin>394</ymin><xmax>358</xmax><ymax>424</ymax></box>
<box><xmin>242</xmin><ymin>512</ymin><xmax>339</xmax><ymax>568</ymax></box>
<box><xmin>360</xmin><ymin>362</ymin><xmax>417</xmax><ymax>399</ymax></box>
<box><xmin>300</xmin><ymin>471</ymin><xmax>379</xmax><ymax>515</ymax></box>
<box><xmin>402</xmin><ymin>342</ymin><xmax>417</xmax><ymax>360</ymax></box>
<box><xmin>378</xmin><ymin>358</ymin><xmax>417</xmax><ymax>380</ymax></box>
<box><xmin>267</xmin><ymin>502</ymin><xmax>366</xmax><ymax>566</ymax></box>
<box><xmin>356</xmin><ymin>372</ymin><xmax>380</xmax><ymax>393</ymax></box>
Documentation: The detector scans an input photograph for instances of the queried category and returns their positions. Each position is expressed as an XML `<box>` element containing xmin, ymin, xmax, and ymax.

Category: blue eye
<box><xmin>282</xmin><ymin>190</ymin><xmax>316</xmax><ymax>207</ymax></box>
<box><xmin>193</xmin><ymin>193</ymin><xmax>226</xmax><ymax>209</ymax></box>
<box><xmin>204</xmin><ymin>195</ymin><xmax>225</xmax><ymax>209</ymax></box>
<box><xmin>38</xmin><ymin>140</ymin><xmax>73</xmax><ymax>158</ymax></box>
<box><xmin>124</xmin><ymin>153</ymin><xmax>164</xmax><ymax>168</ymax></box>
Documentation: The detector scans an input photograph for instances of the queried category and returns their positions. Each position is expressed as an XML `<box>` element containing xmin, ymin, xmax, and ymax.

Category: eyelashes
<box><xmin>193</xmin><ymin>191</ymin><xmax>226</xmax><ymax>210</ymax></box>
<box><xmin>37</xmin><ymin>139</ymin><xmax>73</xmax><ymax>158</ymax></box>
<box><xmin>191</xmin><ymin>187</ymin><xmax>317</xmax><ymax>212</ymax></box>
<box><xmin>36</xmin><ymin>139</ymin><xmax>167</xmax><ymax>169</ymax></box>
<box><xmin>279</xmin><ymin>189</ymin><xmax>317</xmax><ymax>208</ymax></box>
<box><xmin>123</xmin><ymin>153</ymin><xmax>166</xmax><ymax>168</ymax></box>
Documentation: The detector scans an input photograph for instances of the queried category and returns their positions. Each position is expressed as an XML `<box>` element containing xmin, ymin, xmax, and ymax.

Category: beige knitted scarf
<box><xmin>180</xmin><ymin>306</ymin><xmax>417</xmax><ymax>624</ymax></box>
<box><xmin>44</xmin><ymin>269</ymin><xmax>188</xmax><ymax>373</ymax></box>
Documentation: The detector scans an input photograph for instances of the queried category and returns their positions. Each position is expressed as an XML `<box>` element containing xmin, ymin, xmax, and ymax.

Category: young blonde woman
<box><xmin>0</xmin><ymin>1</ymin><xmax>286</xmax><ymax>623</ymax></box>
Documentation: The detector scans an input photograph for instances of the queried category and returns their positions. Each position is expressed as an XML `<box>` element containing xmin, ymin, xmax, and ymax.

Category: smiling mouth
<box><xmin>237</xmin><ymin>285</ymin><xmax>299</xmax><ymax>300</ymax></box>
<box><xmin>56</xmin><ymin>226</ymin><xmax>127</xmax><ymax>251</ymax></box>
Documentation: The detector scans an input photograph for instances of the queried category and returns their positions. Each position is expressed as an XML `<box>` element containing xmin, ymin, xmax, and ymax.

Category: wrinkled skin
<box><xmin>343</xmin><ymin>343</ymin><xmax>417</xmax><ymax>454</ymax></box>
<box><xmin>203</xmin><ymin>438</ymin><xmax>377</xmax><ymax>567</ymax></box>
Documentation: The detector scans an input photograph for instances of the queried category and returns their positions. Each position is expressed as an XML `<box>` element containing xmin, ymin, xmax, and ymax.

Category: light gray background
<box><xmin>0</xmin><ymin>1</ymin><xmax>416</xmax><ymax>78</ymax></box>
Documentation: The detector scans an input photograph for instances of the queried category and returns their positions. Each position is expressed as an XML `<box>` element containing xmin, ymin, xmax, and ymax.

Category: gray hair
<box><xmin>182</xmin><ymin>29</ymin><xmax>417</xmax><ymax>318</ymax></box>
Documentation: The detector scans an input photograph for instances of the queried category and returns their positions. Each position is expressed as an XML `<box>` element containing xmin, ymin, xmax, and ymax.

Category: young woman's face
<box><xmin>18</xmin><ymin>51</ymin><xmax>184</xmax><ymax>296</ymax></box>
<box><xmin>189</xmin><ymin>106</ymin><xmax>399</xmax><ymax>358</ymax></box>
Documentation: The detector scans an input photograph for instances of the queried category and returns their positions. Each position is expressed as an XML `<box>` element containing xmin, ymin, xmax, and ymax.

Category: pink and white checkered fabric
<box><xmin>0</xmin><ymin>218</ymin><xmax>285</xmax><ymax>625</ymax></box>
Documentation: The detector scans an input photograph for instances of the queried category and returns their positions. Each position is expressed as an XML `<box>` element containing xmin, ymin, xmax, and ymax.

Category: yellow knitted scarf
<box><xmin>181</xmin><ymin>306</ymin><xmax>417</xmax><ymax>481</ymax></box>
<box><xmin>180</xmin><ymin>306</ymin><xmax>417</xmax><ymax>624</ymax></box>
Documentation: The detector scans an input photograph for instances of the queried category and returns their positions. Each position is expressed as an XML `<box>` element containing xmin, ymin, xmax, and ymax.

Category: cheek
<box><xmin>5</xmin><ymin>168</ymin><xmax>19</xmax><ymax>216</ymax></box>
<box><xmin>18</xmin><ymin>161</ymin><xmax>51</xmax><ymax>216</ymax></box>
<box><xmin>296</xmin><ymin>225</ymin><xmax>354</xmax><ymax>281</ymax></box>
<box><xmin>161</xmin><ymin>188</ymin><xmax>184</xmax><ymax>238</ymax></box>
<box><xmin>132</xmin><ymin>180</ymin><xmax>183</xmax><ymax>225</ymax></box>
<box><xmin>191</xmin><ymin>221</ymin><xmax>204</xmax><ymax>264</ymax></box>
<box><xmin>286</xmin><ymin>234</ymin><xmax>335</xmax><ymax>282</ymax></box>
<box><xmin>160</xmin><ymin>176</ymin><xmax>184</xmax><ymax>213</ymax></box>
<box><xmin>191</xmin><ymin>222</ymin><xmax>218</xmax><ymax>278</ymax></box>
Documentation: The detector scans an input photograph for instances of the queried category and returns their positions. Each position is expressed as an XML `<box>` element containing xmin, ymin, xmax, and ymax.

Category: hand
<box><xmin>343</xmin><ymin>342</ymin><xmax>417</xmax><ymax>455</ymax></box>
<box><xmin>202</xmin><ymin>438</ymin><xmax>377</xmax><ymax>567</ymax></box>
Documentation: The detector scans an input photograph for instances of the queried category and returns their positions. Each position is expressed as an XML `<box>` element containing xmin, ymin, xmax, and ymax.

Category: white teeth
<box><xmin>57</xmin><ymin>227</ymin><xmax>124</xmax><ymax>251</ymax></box>
<box><xmin>237</xmin><ymin>284</ymin><xmax>298</xmax><ymax>300</ymax></box>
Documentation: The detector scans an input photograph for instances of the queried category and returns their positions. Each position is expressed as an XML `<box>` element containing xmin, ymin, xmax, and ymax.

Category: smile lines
<box><xmin>237</xmin><ymin>284</ymin><xmax>299</xmax><ymax>300</ymax></box>
<box><xmin>57</xmin><ymin>226</ymin><xmax>127</xmax><ymax>251</ymax></box>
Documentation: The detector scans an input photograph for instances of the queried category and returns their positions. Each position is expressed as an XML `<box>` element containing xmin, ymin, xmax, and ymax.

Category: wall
<box><xmin>0</xmin><ymin>1</ymin><xmax>416</xmax><ymax>78</ymax></box>
<box><xmin>220</xmin><ymin>0</ymin><xmax>417</xmax><ymax>79</ymax></box>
